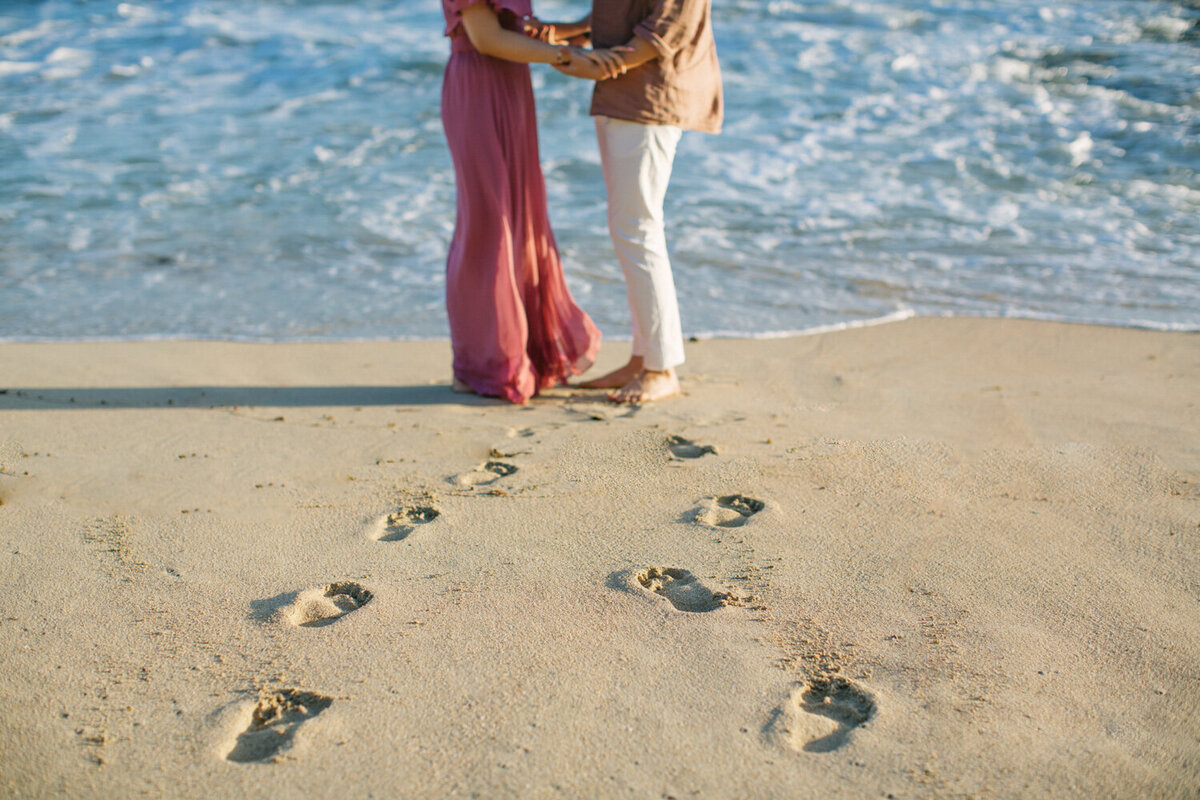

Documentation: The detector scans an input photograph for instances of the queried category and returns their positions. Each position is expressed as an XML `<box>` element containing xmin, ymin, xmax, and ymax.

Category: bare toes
<box><xmin>607</xmin><ymin>385</ymin><xmax>643</xmax><ymax>404</ymax></box>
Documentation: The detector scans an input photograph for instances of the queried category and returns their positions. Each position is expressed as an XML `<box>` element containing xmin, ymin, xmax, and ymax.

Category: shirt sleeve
<box><xmin>444</xmin><ymin>0</ymin><xmax>533</xmax><ymax>37</ymax></box>
<box><xmin>633</xmin><ymin>0</ymin><xmax>705</xmax><ymax>59</ymax></box>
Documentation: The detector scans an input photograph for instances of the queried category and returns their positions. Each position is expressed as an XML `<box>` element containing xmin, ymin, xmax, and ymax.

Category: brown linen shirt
<box><xmin>589</xmin><ymin>0</ymin><xmax>723</xmax><ymax>134</ymax></box>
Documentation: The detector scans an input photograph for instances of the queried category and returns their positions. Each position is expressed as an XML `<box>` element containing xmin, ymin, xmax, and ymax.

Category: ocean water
<box><xmin>1</xmin><ymin>0</ymin><xmax>1198</xmax><ymax>341</ymax></box>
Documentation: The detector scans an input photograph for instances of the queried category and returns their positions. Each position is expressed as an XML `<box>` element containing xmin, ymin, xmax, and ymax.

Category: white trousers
<box><xmin>595</xmin><ymin>116</ymin><xmax>684</xmax><ymax>372</ymax></box>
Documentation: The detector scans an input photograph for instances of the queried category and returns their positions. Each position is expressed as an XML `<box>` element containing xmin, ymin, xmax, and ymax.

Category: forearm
<box><xmin>554</xmin><ymin>14</ymin><xmax>591</xmax><ymax>40</ymax></box>
<box><xmin>461</xmin><ymin>4</ymin><xmax>562</xmax><ymax>63</ymax></box>
<box><xmin>619</xmin><ymin>34</ymin><xmax>660</xmax><ymax>69</ymax></box>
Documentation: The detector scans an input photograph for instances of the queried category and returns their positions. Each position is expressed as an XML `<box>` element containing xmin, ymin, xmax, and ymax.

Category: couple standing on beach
<box><xmin>440</xmin><ymin>0</ymin><xmax>722</xmax><ymax>404</ymax></box>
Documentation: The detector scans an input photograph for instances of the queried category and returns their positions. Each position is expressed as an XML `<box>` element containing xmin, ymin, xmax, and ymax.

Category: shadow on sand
<box><xmin>0</xmin><ymin>385</ymin><xmax>509</xmax><ymax>410</ymax></box>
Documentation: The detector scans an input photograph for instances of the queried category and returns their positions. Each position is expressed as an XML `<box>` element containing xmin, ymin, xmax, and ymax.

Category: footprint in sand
<box><xmin>635</xmin><ymin>566</ymin><xmax>743</xmax><ymax>612</ymax></box>
<box><xmin>282</xmin><ymin>582</ymin><xmax>373</xmax><ymax>627</ymax></box>
<box><xmin>452</xmin><ymin>460</ymin><xmax>518</xmax><ymax>488</ymax></box>
<box><xmin>667</xmin><ymin>435</ymin><xmax>719</xmax><ymax>460</ymax></box>
<box><xmin>369</xmin><ymin>503</ymin><xmax>440</xmax><ymax>542</ymax></box>
<box><xmin>693</xmin><ymin>494</ymin><xmax>766</xmax><ymax>528</ymax></box>
<box><xmin>770</xmin><ymin>677</ymin><xmax>876</xmax><ymax>754</ymax></box>
<box><xmin>225</xmin><ymin>689</ymin><xmax>333</xmax><ymax>763</ymax></box>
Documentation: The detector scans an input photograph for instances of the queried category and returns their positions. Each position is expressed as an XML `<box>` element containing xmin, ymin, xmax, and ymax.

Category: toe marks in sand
<box><xmin>283</xmin><ymin>581</ymin><xmax>373</xmax><ymax>628</ymax></box>
<box><xmin>636</xmin><ymin>566</ymin><xmax>745</xmax><ymax>613</ymax></box>
<box><xmin>225</xmin><ymin>689</ymin><xmax>333</xmax><ymax>764</ymax></box>
<box><xmin>693</xmin><ymin>494</ymin><xmax>767</xmax><ymax>528</ymax></box>
<box><xmin>484</xmin><ymin>460</ymin><xmax>517</xmax><ymax>478</ymax></box>
<box><xmin>453</xmin><ymin>460</ymin><xmax>518</xmax><ymax>488</ymax></box>
<box><xmin>372</xmin><ymin>503</ymin><xmax>440</xmax><ymax>542</ymax></box>
<box><xmin>719</xmin><ymin>494</ymin><xmax>765</xmax><ymax>517</ymax></box>
<box><xmin>771</xmin><ymin>677</ymin><xmax>876</xmax><ymax>754</ymax></box>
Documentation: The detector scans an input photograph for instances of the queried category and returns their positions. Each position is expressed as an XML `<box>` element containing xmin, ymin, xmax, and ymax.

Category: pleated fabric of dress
<box><xmin>441</xmin><ymin>0</ymin><xmax>601</xmax><ymax>403</ymax></box>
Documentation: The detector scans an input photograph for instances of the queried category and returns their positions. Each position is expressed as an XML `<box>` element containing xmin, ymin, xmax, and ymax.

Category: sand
<box><xmin>0</xmin><ymin>317</ymin><xmax>1197</xmax><ymax>798</ymax></box>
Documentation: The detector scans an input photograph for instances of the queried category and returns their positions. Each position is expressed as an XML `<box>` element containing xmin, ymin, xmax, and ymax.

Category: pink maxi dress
<box><xmin>441</xmin><ymin>0</ymin><xmax>601</xmax><ymax>403</ymax></box>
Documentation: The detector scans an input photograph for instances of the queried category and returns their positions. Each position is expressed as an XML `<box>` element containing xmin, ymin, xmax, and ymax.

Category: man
<box><xmin>542</xmin><ymin>0</ymin><xmax>723</xmax><ymax>402</ymax></box>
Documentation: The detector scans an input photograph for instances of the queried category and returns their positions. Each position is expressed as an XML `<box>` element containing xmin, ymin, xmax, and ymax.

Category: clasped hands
<box><xmin>555</xmin><ymin>46</ymin><xmax>632</xmax><ymax>80</ymax></box>
<box><xmin>523</xmin><ymin>16</ymin><xmax>631</xmax><ymax>81</ymax></box>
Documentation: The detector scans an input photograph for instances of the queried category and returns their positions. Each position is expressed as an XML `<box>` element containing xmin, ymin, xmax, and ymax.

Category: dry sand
<box><xmin>0</xmin><ymin>317</ymin><xmax>1197</xmax><ymax>798</ymax></box>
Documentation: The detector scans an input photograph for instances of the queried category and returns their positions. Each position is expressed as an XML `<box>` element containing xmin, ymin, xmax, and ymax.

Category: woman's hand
<box><xmin>525</xmin><ymin>14</ymin><xmax>592</xmax><ymax>45</ymax></box>
<box><xmin>522</xmin><ymin>16</ymin><xmax>558</xmax><ymax>42</ymax></box>
<box><xmin>555</xmin><ymin>47</ymin><xmax>631</xmax><ymax>81</ymax></box>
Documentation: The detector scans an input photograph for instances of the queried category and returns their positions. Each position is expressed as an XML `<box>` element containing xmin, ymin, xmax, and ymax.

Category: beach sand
<box><xmin>0</xmin><ymin>317</ymin><xmax>1197</xmax><ymax>798</ymax></box>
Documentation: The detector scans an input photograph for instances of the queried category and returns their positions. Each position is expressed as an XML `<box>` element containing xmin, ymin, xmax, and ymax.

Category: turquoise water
<box><xmin>1</xmin><ymin>0</ymin><xmax>1198</xmax><ymax>340</ymax></box>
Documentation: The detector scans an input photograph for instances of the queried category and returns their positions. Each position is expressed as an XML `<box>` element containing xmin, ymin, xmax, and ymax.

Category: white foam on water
<box><xmin>691</xmin><ymin>309</ymin><xmax>919</xmax><ymax>341</ymax></box>
<box><xmin>0</xmin><ymin>19</ymin><xmax>63</xmax><ymax>48</ymax></box>
<box><xmin>265</xmin><ymin>89</ymin><xmax>346</xmax><ymax>121</ymax></box>
<box><xmin>0</xmin><ymin>60</ymin><xmax>39</xmax><ymax>77</ymax></box>
<box><xmin>116</xmin><ymin>4</ymin><xmax>157</xmax><ymax>23</ymax></box>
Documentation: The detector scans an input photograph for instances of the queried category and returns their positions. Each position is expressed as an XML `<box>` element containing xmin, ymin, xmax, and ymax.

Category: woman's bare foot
<box><xmin>608</xmin><ymin>368</ymin><xmax>679</xmax><ymax>403</ymax></box>
<box><xmin>579</xmin><ymin>356</ymin><xmax>644</xmax><ymax>389</ymax></box>
<box><xmin>452</xmin><ymin>377</ymin><xmax>475</xmax><ymax>394</ymax></box>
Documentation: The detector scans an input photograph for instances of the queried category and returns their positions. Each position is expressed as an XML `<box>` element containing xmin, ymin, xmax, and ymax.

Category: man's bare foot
<box><xmin>608</xmin><ymin>368</ymin><xmax>679</xmax><ymax>403</ymax></box>
<box><xmin>579</xmin><ymin>356</ymin><xmax>644</xmax><ymax>389</ymax></box>
<box><xmin>452</xmin><ymin>377</ymin><xmax>475</xmax><ymax>394</ymax></box>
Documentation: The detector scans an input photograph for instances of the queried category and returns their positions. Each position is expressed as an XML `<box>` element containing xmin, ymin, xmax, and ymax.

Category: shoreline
<box><xmin>4</xmin><ymin>309</ymin><xmax>1199</xmax><ymax>346</ymax></box>
<box><xmin>1</xmin><ymin>317</ymin><xmax>1197</xmax><ymax>798</ymax></box>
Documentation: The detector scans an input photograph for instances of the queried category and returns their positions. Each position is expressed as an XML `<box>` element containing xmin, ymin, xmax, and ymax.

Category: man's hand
<box><xmin>554</xmin><ymin>56</ymin><xmax>606</xmax><ymax>80</ymax></box>
<box><xmin>590</xmin><ymin>47</ymin><xmax>630</xmax><ymax>78</ymax></box>
<box><xmin>554</xmin><ymin>47</ymin><xmax>632</xmax><ymax>81</ymax></box>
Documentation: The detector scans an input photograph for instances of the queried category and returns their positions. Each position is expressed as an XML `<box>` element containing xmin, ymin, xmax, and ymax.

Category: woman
<box><xmin>441</xmin><ymin>0</ymin><xmax>623</xmax><ymax>403</ymax></box>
